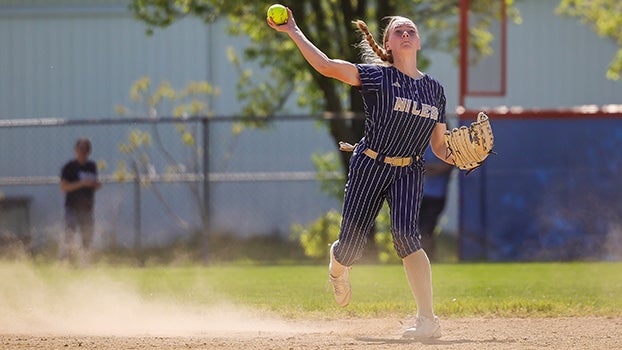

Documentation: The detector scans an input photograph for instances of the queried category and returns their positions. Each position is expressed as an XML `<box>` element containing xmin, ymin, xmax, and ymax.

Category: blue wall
<box><xmin>459</xmin><ymin>116</ymin><xmax>622</xmax><ymax>261</ymax></box>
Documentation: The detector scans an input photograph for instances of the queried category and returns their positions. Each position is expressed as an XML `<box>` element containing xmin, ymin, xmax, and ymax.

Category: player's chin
<box><xmin>396</xmin><ymin>44</ymin><xmax>418</xmax><ymax>54</ymax></box>
<box><xmin>395</xmin><ymin>44</ymin><xmax>418</xmax><ymax>56</ymax></box>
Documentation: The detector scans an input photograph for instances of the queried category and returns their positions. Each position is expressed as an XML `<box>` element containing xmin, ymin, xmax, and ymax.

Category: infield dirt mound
<box><xmin>1</xmin><ymin>317</ymin><xmax>621</xmax><ymax>349</ymax></box>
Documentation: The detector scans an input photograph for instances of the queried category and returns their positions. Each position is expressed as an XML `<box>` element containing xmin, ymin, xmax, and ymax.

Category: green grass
<box><xmin>3</xmin><ymin>261</ymin><xmax>621</xmax><ymax>319</ymax></box>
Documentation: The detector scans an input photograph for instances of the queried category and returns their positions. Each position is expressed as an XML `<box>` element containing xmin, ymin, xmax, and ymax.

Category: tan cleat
<box><xmin>328</xmin><ymin>241</ymin><xmax>351</xmax><ymax>307</ymax></box>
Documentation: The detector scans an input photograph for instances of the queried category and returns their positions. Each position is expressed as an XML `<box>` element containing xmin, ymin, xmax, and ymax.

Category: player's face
<box><xmin>386</xmin><ymin>20</ymin><xmax>421</xmax><ymax>54</ymax></box>
<box><xmin>75</xmin><ymin>141</ymin><xmax>91</xmax><ymax>161</ymax></box>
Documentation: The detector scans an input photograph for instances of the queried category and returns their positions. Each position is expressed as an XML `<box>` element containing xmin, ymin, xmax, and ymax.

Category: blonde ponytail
<box><xmin>354</xmin><ymin>20</ymin><xmax>393</xmax><ymax>65</ymax></box>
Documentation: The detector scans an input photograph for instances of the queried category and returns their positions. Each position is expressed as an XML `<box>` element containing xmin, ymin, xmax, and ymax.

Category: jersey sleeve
<box><xmin>437</xmin><ymin>86</ymin><xmax>447</xmax><ymax>124</ymax></box>
<box><xmin>89</xmin><ymin>161</ymin><xmax>98</xmax><ymax>177</ymax></box>
<box><xmin>60</xmin><ymin>162</ymin><xmax>73</xmax><ymax>181</ymax></box>
<box><xmin>356</xmin><ymin>64</ymin><xmax>384</xmax><ymax>92</ymax></box>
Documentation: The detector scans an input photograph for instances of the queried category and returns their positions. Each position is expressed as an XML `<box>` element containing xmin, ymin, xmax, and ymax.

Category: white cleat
<box><xmin>328</xmin><ymin>241</ymin><xmax>351</xmax><ymax>307</ymax></box>
<box><xmin>402</xmin><ymin>315</ymin><xmax>442</xmax><ymax>339</ymax></box>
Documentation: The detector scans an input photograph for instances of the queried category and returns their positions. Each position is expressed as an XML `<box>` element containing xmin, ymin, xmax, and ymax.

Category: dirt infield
<box><xmin>2</xmin><ymin>317</ymin><xmax>620</xmax><ymax>349</ymax></box>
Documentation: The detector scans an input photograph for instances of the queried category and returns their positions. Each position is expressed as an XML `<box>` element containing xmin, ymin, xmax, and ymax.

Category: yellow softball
<box><xmin>267</xmin><ymin>4</ymin><xmax>288</xmax><ymax>25</ymax></box>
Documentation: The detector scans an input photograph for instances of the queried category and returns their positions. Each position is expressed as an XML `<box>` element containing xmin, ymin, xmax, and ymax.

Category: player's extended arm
<box><xmin>267</xmin><ymin>8</ymin><xmax>361</xmax><ymax>87</ymax></box>
<box><xmin>430</xmin><ymin>123</ymin><xmax>454</xmax><ymax>165</ymax></box>
<box><xmin>60</xmin><ymin>179</ymin><xmax>101</xmax><ymax>193</ymax></box>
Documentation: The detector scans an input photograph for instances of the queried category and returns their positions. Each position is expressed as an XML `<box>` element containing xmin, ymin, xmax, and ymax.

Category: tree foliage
<box><xmin>130</xmin><ymin>0</ymin><xmax>518</xmax><ymax>169</ymax></box>
<box><xmin>556</xmin><ymin>0</ymin><xmax>622</xmax><ymax>80</ymax></box>
<box><xmin>115</xmin><ymin>77</ymin><xmax>222</xmax><ymax>232</ymax></box>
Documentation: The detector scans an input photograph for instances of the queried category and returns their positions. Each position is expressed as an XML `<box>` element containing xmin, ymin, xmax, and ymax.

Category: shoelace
<box><xmin>325</xmin><ymin>268</ymin><xmax>351</xmax><ymax>294</ymax></box>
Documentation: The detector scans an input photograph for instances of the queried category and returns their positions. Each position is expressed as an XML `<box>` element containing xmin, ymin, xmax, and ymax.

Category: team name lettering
<box><xmin>392</xmin><ymin>97</ymin><xmax>438</xmax><ymax>120</ymax></box>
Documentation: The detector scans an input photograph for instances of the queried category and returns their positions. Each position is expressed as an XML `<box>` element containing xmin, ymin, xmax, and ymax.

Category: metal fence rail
<box><xmin>0</xmin><ymin>115</ymin><xmax>347</xmax><ymax>253</ymax></box>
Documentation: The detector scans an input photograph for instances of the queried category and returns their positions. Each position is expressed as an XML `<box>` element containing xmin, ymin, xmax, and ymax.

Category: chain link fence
<box><xmin>0</xmin><ymin>115</ymin><xmax>347</xmax><ymax>257</ymax></box>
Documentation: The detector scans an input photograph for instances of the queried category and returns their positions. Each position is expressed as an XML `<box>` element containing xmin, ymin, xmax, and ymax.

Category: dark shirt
<box><xmin>61</xmin><ymin>160</ymin><xmax>97</xmax><ymax>211</ymax></box>
<box><xmin>423</xmin><ymin>146</ymin><xmax>451</xmax><ymax>198</ymax></box>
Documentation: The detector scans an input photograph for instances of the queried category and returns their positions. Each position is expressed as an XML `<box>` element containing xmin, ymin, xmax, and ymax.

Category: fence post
<box><xmin>132</xmin><ymin>161</ymin><xmax>142</xmax><ymax>258</ymax></box>
<box><xmin>201</xmin><ymin>117</ymin><xmax>210</xmax><ymax>263</ymax></box>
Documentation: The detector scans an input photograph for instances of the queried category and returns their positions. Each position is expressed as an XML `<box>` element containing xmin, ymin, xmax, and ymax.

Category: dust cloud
<box><xmin>0</xmin><ymin>261</ymin><xmax>305</xmax><ymax>337</ymax></box>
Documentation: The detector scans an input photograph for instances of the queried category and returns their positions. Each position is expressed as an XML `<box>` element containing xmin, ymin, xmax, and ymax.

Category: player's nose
<box><xmin>401</xmin><ymin>31</ymin><xmax>409</xmax><ymax>38</ymax></box>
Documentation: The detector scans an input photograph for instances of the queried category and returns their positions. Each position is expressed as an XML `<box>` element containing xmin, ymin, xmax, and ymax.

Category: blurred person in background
<box><xmin>419</xmin><ymin>145</ymin><xmax>453</xmax><ymax>261</ymax></box>
<box><xmin>59</xmin><ymin>138</ymin><xmax>101</xmax><ymax>264</ymax></box>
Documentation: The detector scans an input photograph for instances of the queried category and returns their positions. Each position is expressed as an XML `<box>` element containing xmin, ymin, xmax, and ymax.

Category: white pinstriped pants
<box><xmin>333</xmin><ymin>150</ymin><xmax>424</xmax><ymax>266</ymax></box>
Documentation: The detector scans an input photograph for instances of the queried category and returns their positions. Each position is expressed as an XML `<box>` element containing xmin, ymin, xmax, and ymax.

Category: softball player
<box><xmin>268</xmin><ymin>9</ymin><xmax>455</xmax><ymax>339</ymax></box>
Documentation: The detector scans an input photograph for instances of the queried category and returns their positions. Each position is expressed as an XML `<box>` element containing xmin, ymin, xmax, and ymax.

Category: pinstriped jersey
<box><xmin>356</xmin><ymin>64</ymin><xmax>446</xmax><ymax>158</ymax></box>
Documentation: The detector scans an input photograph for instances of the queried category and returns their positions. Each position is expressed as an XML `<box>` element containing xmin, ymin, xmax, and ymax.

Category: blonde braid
<box><xmin>354</xmin><ymin>20</ymin><xmax>393</xmax><ymax>65</ymax></box>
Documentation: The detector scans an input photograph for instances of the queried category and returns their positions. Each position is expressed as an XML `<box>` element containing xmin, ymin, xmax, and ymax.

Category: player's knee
<box><xmin>393</xmin><ymin>233</ymin><xmax>422</xmax><ymax>259</ymax></box>
<box><xmin>335</xmin><ymin>237</ymin><xmax>367</xmax><ymax>266</ymax></box>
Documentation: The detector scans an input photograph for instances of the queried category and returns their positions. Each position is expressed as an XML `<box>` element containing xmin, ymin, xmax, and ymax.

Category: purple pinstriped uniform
<box><xmin>334</xmin><ymin>64</ymin><xmax>447</xmax><ymax>266</ymax></box>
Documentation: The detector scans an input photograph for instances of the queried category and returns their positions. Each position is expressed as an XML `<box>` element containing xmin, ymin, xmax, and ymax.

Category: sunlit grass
<box><xmin>3</xmin><ymin>261</ymin><xmax>621</xmax><ymax>319</ymax></box>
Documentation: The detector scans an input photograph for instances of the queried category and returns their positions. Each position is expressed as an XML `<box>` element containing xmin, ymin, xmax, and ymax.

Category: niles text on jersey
<box><xmin>392</xmin><ymin>97</ymin><xmax>439</xmax><ymax>120</ymax></box>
